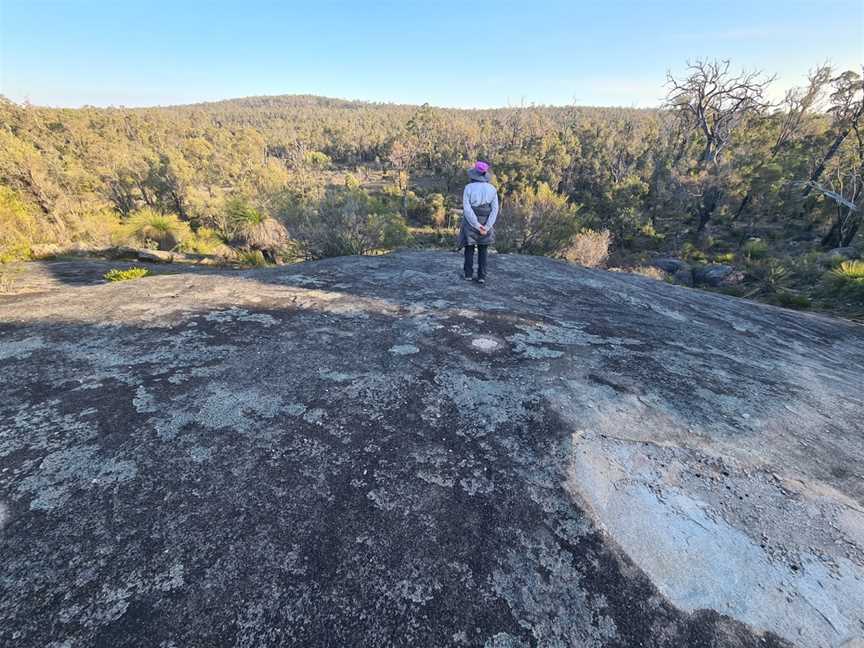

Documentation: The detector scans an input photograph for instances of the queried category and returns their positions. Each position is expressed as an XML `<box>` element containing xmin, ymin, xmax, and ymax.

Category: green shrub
<box><xmin>236</xmin><ymin>249</ymin><xmax>269</xmax><ymax>267</ymax></box>
<box><xmin>825</xmin><ymin>260</ymin><xmax>864</xmax><ymax>304</ymax></box>
<box><xmin>764</xmin><ymin>259</ymin><xmax>789</xmax><ymax>291</ymax></box>
<box><xmin>282</xmin><ymin>187</ymin><xmax>409</xmax><ymax>259</ymax></box>
<box><xmin>681</xmin><ymin>242</ymin><xmax>708</xmax><ymax>263</ymax></box>
<box><xmin>640</xmin><ymin>221</ymin><xmax>659</xmax><ymax>238</ymax></box>
<box><xmin>832</xmin><ymin>260</ymin><xmax>864</xmax><ymax>281</ymax></box>
<box><xmin>225</xmin><ymin>197</ymin><xmax>264</xmax><ymax>227</ymax></box>
<box><xmin>427</xmin><ymin>193</ymin><xmax>448</xmax><ymax>228</ymax></box>
<box><xmin>66</xmin><ymin>209</ymin><xmax>124</xmax><ymax>247</ymax></box>
<box><xmin>122</xmin><ymin>209</ymin><xmax>190</xmax><ymax>251</ymax></box>
<box><xmin>0</xmin><ymin>187</ymin><xmax>41</xmax><ymax>262</ymax></box>
<box><xmin>219</xmin><ymin>197</ymin><xmax>290</xmax><ymax>260</ymax></box>
<box><xmin>775</xmin><ymin>291</ymin><xmax>811</xmax><ymax>309</ymax></box>
<box><xmin>344</xmin><ymin>173</ymin><xmax>361</xmax><ymax>190</ymax></box>
<box><xmin>179</xmin><ymin>227</ymin><xmax>227</xmax><ymax>255</ymax></box>
<box><xmin>714</xmin><ymin>252</ymin><xmax>735</xmax><ymax>263</ymax></box>
<box><xmin>303</xmin><ymin>151</ymin><xmax>331</xmax><ymax>168</ymax></box>
<box><xmin>104</xmin><ymin>267</ymin><xmax>152</xmax><ymax>282</ymax></box>
<box><xmin>376</xmin><ymin>211</ymin><xmax>413</xmax><ymax>249</ymax></box>
<box><xmin>402</xmin><ymin>192</ymin><xmax>449</xmax><ymax>228</ymax></box>
<box><xmin>495</xmin><ymin>183</ymin><xmax>581</xmax><ymax>256</ymax></box>
<box><xmin>743</xmin><ymin>238</ymin><xmax>768</xmax><ymax>260</ymax></box>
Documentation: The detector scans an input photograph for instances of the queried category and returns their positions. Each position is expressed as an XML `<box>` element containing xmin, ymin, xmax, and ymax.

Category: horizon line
<box><xmin>0</xmin><ymin>91</ymin><xmax>664</xmax><ymax>112</ymax></box>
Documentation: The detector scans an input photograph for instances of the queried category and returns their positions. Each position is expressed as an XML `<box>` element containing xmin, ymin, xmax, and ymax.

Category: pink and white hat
<box><xmin>468</xmin><ymin>160</ymin><xmax>491</xmax><ymax>181</ymax></box>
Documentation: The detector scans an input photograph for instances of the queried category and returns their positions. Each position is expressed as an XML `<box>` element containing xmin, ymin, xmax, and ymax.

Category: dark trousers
<box><xmin>464</xmin><ymin>245</ymin><xmax>488</xmax><ymax>279</ymax></box>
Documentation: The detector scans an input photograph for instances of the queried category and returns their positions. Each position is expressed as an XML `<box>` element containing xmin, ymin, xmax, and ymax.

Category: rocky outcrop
<box><xmin>1</xmin><ymin>251</ymin><xmax>862</xmax><ymax>647</ymax></box>
<box><xmin>652</xmin><ymin>258</ymin><xmax>745</xmax><ymax>288</ymax></box>
<box><xmin>692</xmin><ymin>263</ymin><xmax>744</xmax><ymax>287</ymax></box>
<box><xmin>651</xmin><ymin>257</ymin><xmax>695</xmax><ymax>285</ymax></box>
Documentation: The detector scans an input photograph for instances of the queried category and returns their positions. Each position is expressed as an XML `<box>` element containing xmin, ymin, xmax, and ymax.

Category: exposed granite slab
<box><xmin>1</xmin><ymin>251</ymin><xmax>862</xmax><ymax>647</ymax></box>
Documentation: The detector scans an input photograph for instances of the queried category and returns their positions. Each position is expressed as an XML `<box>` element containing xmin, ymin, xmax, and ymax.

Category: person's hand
<box><xmin>478</xmin><ymin>225</ymin><xmax>487</xmax><ymax>235</ymax></box>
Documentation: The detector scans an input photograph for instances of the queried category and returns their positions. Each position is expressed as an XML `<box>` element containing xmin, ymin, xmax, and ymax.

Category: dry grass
<box><xmin>629</xmin><ymin>265</ymin><xmax>666</xmax><ymax>280</ymax></box>
<box><xmin>564</xmin><ymin>229</ymin><xmax>612</xmax><ymax>268</ymax></box>
<box><xmin>0</xmin><ymin>265</ymin><xmax>21</xmax><ymax>293</ymax></box>
<box><xmin>230</xmin><ymin>217</ymin><xmax>290</xmax><ymax>252</ymax></box>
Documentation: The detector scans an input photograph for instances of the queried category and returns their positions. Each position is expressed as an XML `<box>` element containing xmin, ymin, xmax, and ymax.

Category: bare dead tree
<box><xmin>812</xmin><ymin>75</ymin><xmax>864</xmax><ymax>248</ymax></box>
<box><xmin>664</xmin><ymin>59</ymin><xmax>775</xmax><ymax>233</ymax></box>
<box><xmin>810</xmin><ymin>172</ymin><xmax>862</xmax><ymax>248</ymax></box>
<box><xmin>803</xmin><ymin>68</ymin><xmax>864</xmax><ymax>197</ymax></box>
<box><xmin>666</xmin><ymin>59</ymin><xmax>775</xmax><ymax>165</ymax></box>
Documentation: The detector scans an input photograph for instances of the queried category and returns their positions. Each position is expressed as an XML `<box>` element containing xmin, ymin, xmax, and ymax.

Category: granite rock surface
<box><xmin>1</xmin><ymin>251</ymin><xmax>863</xmax><ymax>647</ymax></box>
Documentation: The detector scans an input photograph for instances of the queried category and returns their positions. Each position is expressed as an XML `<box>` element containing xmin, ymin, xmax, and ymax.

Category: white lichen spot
<box><xmin>471</xmin><ymin>337</ymin><xmax>499</xmax><ymax>352</ymax></box>
<box><xmin>133</xmin><ymin>385</ymin><xmax>158</xmax><ymax>413</ymax></box>
<box><xmin>389</xmin><ymin>344</ymin><xmax>419</xmax><ymax>355</ymax></box>
<box><xmin>204</xmin><ymin>308</ymin><xmax>277</xmax><ymax>327</ymax></box>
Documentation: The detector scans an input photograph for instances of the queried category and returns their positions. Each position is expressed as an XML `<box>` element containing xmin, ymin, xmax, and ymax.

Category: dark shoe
<box><xmin>464</xmin><ymin>274</ymin><xmax>473</xmax><ymax>280</ymax></box>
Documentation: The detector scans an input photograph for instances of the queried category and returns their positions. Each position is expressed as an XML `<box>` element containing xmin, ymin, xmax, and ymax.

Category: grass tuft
<box><xmin>104</xmin><ymin>267</ymin><xmax>152</xmax><ymax>282</ymax></box>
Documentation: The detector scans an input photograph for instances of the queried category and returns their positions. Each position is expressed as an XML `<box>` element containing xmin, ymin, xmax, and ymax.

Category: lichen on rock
<box><xmin>1</xmin><ymin>250</ymin><xmax>862</xmax><ymax>647</ymax></box>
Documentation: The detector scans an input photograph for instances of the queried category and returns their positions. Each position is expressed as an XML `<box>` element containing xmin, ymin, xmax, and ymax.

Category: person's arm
<box><xmin>462</xmin><ymin>185</ymin><xmax>481</xmax><ymax>229</ymax></box>
<box><xmin>486</xmin><ymin>188</ymin><xmax>500</xmax><ymax>229</ymax></box>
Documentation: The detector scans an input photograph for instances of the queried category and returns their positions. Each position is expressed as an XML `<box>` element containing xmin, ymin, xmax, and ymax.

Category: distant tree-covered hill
<box><xmin>1</xmin><ymin>61</ymin><xmax>862</xmax><ymax>314</ymax></box>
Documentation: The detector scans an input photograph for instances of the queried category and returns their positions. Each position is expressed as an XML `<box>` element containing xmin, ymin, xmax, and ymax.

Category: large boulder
<box><xmin>2</xmin><ymin>251</ymin><xmax>862</xmax><ymax>647</ymax></box>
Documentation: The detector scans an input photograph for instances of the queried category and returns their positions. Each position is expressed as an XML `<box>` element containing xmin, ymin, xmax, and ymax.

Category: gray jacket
<box><xmin>456</xmin><ymin>181</ymin><xmax>499</xmax><ymax>248</ymax></box>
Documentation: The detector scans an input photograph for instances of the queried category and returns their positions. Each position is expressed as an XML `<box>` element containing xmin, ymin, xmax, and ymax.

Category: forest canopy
<box><xmin>1</xmin><ymin>60</ymin><xmax>862</xmax><ymax>313</ymax></box>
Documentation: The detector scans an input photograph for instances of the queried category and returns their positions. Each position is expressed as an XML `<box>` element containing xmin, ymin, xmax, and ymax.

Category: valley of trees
<box><xmin>1</xmin><ymin>60</ymin><xmax>862</xmax><ymax>315</ymax></box>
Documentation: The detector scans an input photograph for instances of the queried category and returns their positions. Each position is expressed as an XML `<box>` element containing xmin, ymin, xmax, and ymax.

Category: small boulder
<box><xmin>827</xmin><ymin>247</ymin><xmax>860</xmax><ymax>260</ymax></box>
<box><xmin>652</xmin><ymin>258</ymin><xmax>688</xmax><ymax>274</ymax></box>
<box><xmin>136</xmin><ymin>249</ymin><xmax>175</xmax><ymax>263</ymax></box>
<box><xmin>651</xmin><ymin>258</ymin><xmax>694</xmax><ymax>286</ymax></box>
<box><xmin>673</xmin><ymin>267</ymin><xmax>694</xmax><ymax>286</ymax></box>
<box><xmin>111</xmin><ymin>246</ymin><xmax>140</xmax><ymax>259</ymax></box>
<box><xmin>693</xmin><ymin>264</ymin><xmax>742</xmax><ymax>287</ymax></box>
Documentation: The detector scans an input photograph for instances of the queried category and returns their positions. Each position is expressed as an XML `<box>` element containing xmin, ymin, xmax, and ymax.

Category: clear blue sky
<box><xmin>1</xmin><ymin>0</ymin><xmax>861</xmax><ymax>108</ymax></box>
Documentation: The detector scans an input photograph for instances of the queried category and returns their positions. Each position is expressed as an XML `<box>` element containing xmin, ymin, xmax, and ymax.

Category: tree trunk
<box><xmin>696</xmin><ymin>186</ymin><xmax>722</xmax><ymax>232</ymax></box>
<box><xmin>171</xmin><ymin>191</ymin><xmax>187</xmax><ymax>220</ymax></box>
<box><xmin>137</xmin><ymin>181</ymin><xmax>155</xmax><ymax>208</ymax></box>
<box><xmin>842</xmin><ymin>220</ymin><xmax>860</xmax><ymax>247</ymax></box>
<box><xmin>803</xmin><ymin>128</ymin><xmax>852</xmax><ymax>197</ymax></box>
<box><xmin>732</xmin><ymin>192</ymin><xmax>752</xmax><ymax>221</ymax></box>
<box><xmin>821</xmin><ymin>219</ymin><xmax>842</xmax><ymax>248</ymax></box>
<box><xmin>820</xmin><ymin>210</ymin><xmax>861</xmax><ymax>248</ymax></box>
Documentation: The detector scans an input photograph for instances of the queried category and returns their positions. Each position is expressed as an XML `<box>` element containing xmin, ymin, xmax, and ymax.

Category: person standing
<box><xmin>456</xmin><ymin>161</ymin><xmax>499</xmax><ymax>284</ymax></box>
